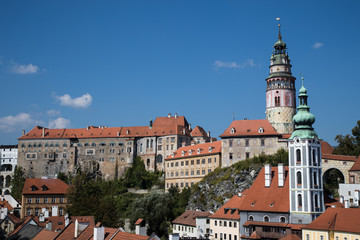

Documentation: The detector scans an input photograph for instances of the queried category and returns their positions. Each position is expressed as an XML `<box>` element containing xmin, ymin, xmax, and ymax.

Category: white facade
<box><xmin>0</xmin><ymin>145</ymin><xmax>18</xmax><ymax>195</ymax></box>
<box><xmin>196</xmin><ymin>217</ymin><xmax>211</xmax><ymax>239</ymax></box>
<box><xmin>210</xmin><ymin>218</ymin><xmax>239</xmax><ymax>240</ymax></box>
<box><xmin>339</xmin><ymin>183</ymin><xmax>360</xmax><ymax>207</ymax></box>
<box><xmin>172</xmin><ymin>223</ymin><xmax>197</xmax><ymax>238</ymax></box>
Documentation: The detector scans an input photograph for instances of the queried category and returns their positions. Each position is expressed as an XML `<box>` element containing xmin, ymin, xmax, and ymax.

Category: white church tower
<box><xmin>288</xmin><ymin>77</ymin><xmax>324</xmax><ymax>224</ymax></box>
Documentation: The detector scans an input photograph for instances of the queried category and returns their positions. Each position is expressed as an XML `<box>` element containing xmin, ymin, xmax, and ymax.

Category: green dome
<box><xmin>293</xmin><ymin>107</ymin><xmax>315</xmax><ymax>128</ymax></box>
<box><xmin>274</xmin><ymin>39</ymin><xmax>286</xmax><ymax>47</ymax></box>
<box><xmin>299</xmin><ymin>85</ymin><xmax>307</xmax><ymax>95</ymax></box>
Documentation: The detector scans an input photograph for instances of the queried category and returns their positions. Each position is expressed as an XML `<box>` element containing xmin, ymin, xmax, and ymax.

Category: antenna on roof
<box><xmin>233</xmin><ymin>112</ymin><xmax>235</xmax><ymax>121</ymax></box>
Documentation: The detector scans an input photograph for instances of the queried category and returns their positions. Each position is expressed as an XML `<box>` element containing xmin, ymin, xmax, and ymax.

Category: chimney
<box><xmin>22</xmin><ymin>130</ymin><xmax>25</xmax><ymax>136</ymax></box>
<box><xmin>117</xmin><ymin>131</ymin><xmax>120</xmax><ymax>137</ymax></box>
<box><xmin>149</xmin><ymin>118</ymin><xmax>153</xmax><ymax>129</ymax></box>
<box><xmin>87</xmin><ymin>126</ymin><xmax>90</xmax><ymax>130</ymax></box>
<box><xmin>168</xmin><ymin>113</ymin><xmax>171</xmax><ymax>118</ymax></box>
<box><xmin>74</xmin><ymin>219</ymin><xmax>79</xmax><ymax>238</ymax></box>
<box><xmin>189</xmin><ymin>124</ymin><xmax>192</xmax><ymax>131</ymax></box>
<box><xmin>65</xmin><ymin>214</ymin><xmax>70</xmax><ymax>226</ymax></box>
<box><xmin>94</xmin><ymin>225</ymin><xmax>105</xmax><ymax>240</ymax></box>
<box><xmin>344</xmin><ymin>200</ymin><xmax>349</xmax><ymax>208</ymax></box>
<box><xmin>42</xmin><ymin>128</ymin><xmax>45</xmax><ymax>137</ymax></box>
<box><xmin>175</xmin><ymin>113</ymin><xmax>178</xmax><ymax>119</ymax></box>
<box><xmin>238</xmin><ymin>192</ymin><xmax>242</xmax><ymax>197</ymax></box>
<box><xmin>207</xmin><ymin>131</ymin><xmax>211</xmax><ymax>137</ymax></box>
<box><xmin>265</xmin><ymin>164</ymin><xmax>272</xmax><ymax>187</ymax></box>
<box><xmin>340</xmin><ymin>195</ymin><xmax>344</xmax><ymax>204</ymax></box>
<box><xmin>278</xmin><ymin>163</ymin><xmax>284</xmax><ymax>187</ymax></box>
<box><xmin>39</xmin><ymin>213</ymin><xmax>45</xmax><ymax>222</ymax></box>
<box><xmin>46</xmin><ymin>221</ymin><xmax>52</xmax><ymax>231</ymax></box>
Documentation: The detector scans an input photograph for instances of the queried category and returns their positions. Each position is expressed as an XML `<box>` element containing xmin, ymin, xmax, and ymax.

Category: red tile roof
<box><xmin>243</xmin><ymin>221</ymin><xmax>288</xmax><ymax>227</ymax></box>
<box><xmin>322</xmin><ymin>154</ymin><xmax>359</xmax><ymax>162</ymax></box>
<box><xmin>165</xmin><ymin>141</ymin><xmax>221</xmax><ymax>160</ymax></box>
<box><xmin>241</xmin><ymin>231</ymin><xmax>261</xmax><ymax>239</ymax></box>
<box><xmin>191</xmin><ymin>126</ymin><xmax>208</xmax><ymax>137</ymax></box>
<box><xmin>350</xmin><ymin>159</ymin><xmax>360</xmax><ymax>171</ymax></box>
<box><xmin>303</xmin><ymin>208</ymin><xmax>360</xmax><ymax>234</ymax></box>
<box><xmin>220</xmin><ymin>119</ymin><xmax>280</xmax><ymax>138</ymax></box>
<box><xmin>135</xmin><ymin>218</ymin><xmax>144</xmax><ymax>225</ymax></box>
<box><xmin>324</xmin><ymin>195</ymin><xmax>344</xmax><ymax>209</ymax></box>
<box><xmin>321</xmin><ymin>141</ymin><xmax>334</xmax><ymax>154</ymax></box>
<box><xmin>239</xmin><ymin>166</ymin><xmax>289</xmax><ymax>213</ymax></box>
<box><xmin>9</xmin><ymin>215</ymin><xmax>37</xmax><ymax>237</ymax></box>
<box><xmin>22</xmin><ymin>178</ymin><xmax>69</xmax><ymax>195</ymax></box>
<box><xmin>0</xmin><ymin>198</ymin><xmax>14</xmax><ymax>211</ymax></box>
<box><xmin>172</xmin><ymin>210</ymin><xmax>212</xmax><ymax>227</ymax></box>
<box><xmin>279</xmin><ymin>234</ymin><xmax>301</xmax><ymax>240</ymax></box>
<box><xmin>210</xmin><ymin>190</ymin><xmax>248</xmax><ymax>220</ymax></box>
<box><xmin>110</xmin><ymin>229</ymin><xmax>149</xmax><ymax>240</ymax></box>
<box><xmin>19</xmin><ymin>116</ymin><xmax>191</xmax><ymax>140</ymax></box>
<box><xmin>6</xmin><ymin>213</ymin><xmax>21</xmax><ymax>224</ymax></box>
<box><xmin>54</xmin><ymin>221</ymin><xmax>76</xmax><ymax>240</ymax></box>
<box><xmin>33</xmin><ymin>228</ymin><xmax>59</xmax><ymax>240</ymax></box>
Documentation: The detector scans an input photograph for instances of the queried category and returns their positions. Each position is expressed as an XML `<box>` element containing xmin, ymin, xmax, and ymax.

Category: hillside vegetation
<box><xmin>188</xmin><ymin>149</ymin><xmax>288</xmax><ymax>212</ymax></box>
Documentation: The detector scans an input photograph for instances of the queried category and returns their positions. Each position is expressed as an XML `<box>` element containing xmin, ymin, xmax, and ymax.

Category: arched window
<box><xmin>263</xmin><ymin>216</ymin><xmax>270</xmax><ymax>222</ymax></box>
<box><xmin>147</xmin><ymin>159</ymin><xmax>150</xmax><ymax>166</ymax></box>
<box><xmin>314</xmin><ymin>194</ymin><xmax>319</xmax><ymax>210</ymax></box>
<box><xmin>146</xmin><ymin>140</ymin><xmax>149</xmax><ymax>148</ymax></box>
<box><xmin>297</xmin><ymin>171</ymin><xmax>302</xmax><ymax>185</ymax></box>
<box><xmin>314</xmin><ymin>171</ymin><xmax>318</xmax><ymax>186</ymax></box>
<box><xmin>150</xmin><ymin>139</ymin><xmax>153</xmax><ymax>148</ymax></box>
<box><xmin>248</xmin><ymin>216</ymin><xmax>254</xmax><ymax>221</ymax></box>
<box><xmin>280</xmin><ymin>217</ymin><xmax>286</xmax><ymax>223</ymax></box>
<box><xmin>140</xmin><ymin>143</ymin><xmax>143</xmax><ymax>153</ymax></box>
<box><xmin>296</xmin><ymin>149</ymin><xmax>301</xmax><ymax>164</ymax></box>
<box><xmin>312</xmin><ymin>149</ymin><xmax>316</xmax><ymax>166</ymax></box>
<box><xmin>298</xmin><ymin>194</ymin><xmax>302</xmax><ymax>207</ymax></box>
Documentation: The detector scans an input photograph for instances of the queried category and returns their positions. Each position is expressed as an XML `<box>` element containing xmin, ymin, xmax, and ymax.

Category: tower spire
<box><xmin>278</xmin><ymin>23</ymin><xmax>282</xmax><ymax>40</ymax></box>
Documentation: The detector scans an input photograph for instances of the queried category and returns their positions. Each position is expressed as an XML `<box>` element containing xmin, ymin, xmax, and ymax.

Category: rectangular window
<box><xmin>261</xmin><ymin>139</ymin><xmax>265</xmax><ymax>146</ymax></box>
<box><xmin>197</xmin><ymin>170</ymin><xmax>200</xmax><ymax>175</ymax></box>
<box><xmin>191</xmin><ymin>160</ymin><xmax>194</xmax><ymax>165</ymax></box>
<box><xmin>52</xmin><ymin>197</ymin><xmax>56</xmax><ymax>203</ymax></box>
<box><xmin>320</xmin><ymin>236</ymin><xmax>324</xmax><ymax>240</ymax></box>
<box><xmin>202</xmin><ymin>159</ymin><xmax>205</xmax><ymax>164</ymax></box>
<box><xmin>191</xmin><ymin>171</ymin><xmax>194</xmax><ymax>175</ymax></box>
<box><xmin>245</xmin><ymin>140</ymin><xmax>249</xmax><ymax>147</ymax></box>
<box><xmin>158</xmin><ymin>145</ymin><xmax>162</xmax><ymax>151</ymax></box>
<box><xmin>25</xmin><ymin>153</ymin><xmax>37</xmax><ymax>159</ymax></box>
<box><xmin>224</xmin><ymin>221</ymin><xmax>227</xmax><ymax>227</ymax></box>
<box><xmin>215</xmin><ymin>233</ymin><xmax>218</xmax><ymax>239</ymax></box>
<box><xmin>208</xmin><ymin>158</ymin><xmax>211</xmax><ymax>163</ymax></box>
<box><xmin>27</xmin><ymin>208</ymin><xmax>31</xmax><ymax>216</ymax></box>
<box><xmin>60</xmin><ymin>197</ymin><xmax>64</xmax><ymax>203</ymax></box>
<box><xmin>229</xmin><ymin>153</ymin><xmax>233</xmax><ymax>160</ymax></box>
<box><xmin>246</xmin><ymin>152</ymin><xmax>250</xmax><ymax>159</ymax></box>
<box><xmin>197</xmin><ymin>159</ymin><xmax>200</xmax><ymax>164</ymax></box>
<box><xmin>171</xmin><ymin>137</ymin><xmax>175</xmax><ymax>143</ymax></box>
<box><xmin>27</xmin><ymin>198</ymin><xmax>32</xmax><ymax>203</ymax></box>
<box><xmin>229</xmin><ymin>140</ymin><xmax>233</xmax><ymax>147</ymax></box>
<box><xmin>229</xmin><ymin>222</ymin><xmax>232</xmax><ymax>227</ymax></box>
<box><xmin>234</xmin><ymin>236</ymin><xmax>237</xmax><ymax>240</ymax></box>
<box><xmin>234</xmin><ymin>222</ymin><xmax>237</xmax><ymax>228</ymax></box>
<box><xmin>158</xmin><ymin>138</ymin><xmax>162</xmax><ymax>144</ymax></box>
<box><xmin>215</xmin><ymin>220</ymin><xmax>217</xmax><ymax>226</ymax></box>
<box><xmin>186</xmin><ymin>161</ymin><xmax>189</xmax><ymax>165</ymax></box>
<box><xmin>181</xmin><ymin>161</ymin><xmax>184</xmax><ymax>166</ymax></box>
<box><xmin>44</xmin><ymin>197</ymin><xmax>48</xmax><ymax>204</ymax></box>
<box><xmin>36</xmin><ymin>197</ymin><xmax>40</xmax><ymax>203</ymax></box>
<box><xmin>208</xmin><ymin>169</ymin><xmax>211</xmax><ymax>173</ymax></box>
<box><xmin>86</xmin><ymin>149</ymin><xmax>94</xmax><ymax>155</ymax></box>
<box><xmin>202</xmin><ymin>169</ymin><xmax>205</xmax><ymax>175</ymax></box>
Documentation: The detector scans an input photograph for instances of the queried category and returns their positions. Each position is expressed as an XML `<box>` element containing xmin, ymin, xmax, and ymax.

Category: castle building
<box><xmin>220</xmin><ymin>26</ymin><xmax>294</xmax><ymax>167</ymax></box>
<box><xmin>17</xmin><ymin>114</ymin><xmax>210</xmax><ymax>179</ymax></box>
<box><xmin>288</xmin><ymin>78</ymin><xmax>324</xmax><ymax>224</ymax></box>
<box><xmin>0</xmin><ymin>145</ymin><xmax>17</xmax><ymax>195</ymax></box>
<box><xmin>265</xmin><ymin>25</ymin><xmax>296</xmax><ymax>135</ymax></box>
<box><xmin>164</xmin><ymin>141</ymin><xmax>221</xmax><ymax>191</ymax></box>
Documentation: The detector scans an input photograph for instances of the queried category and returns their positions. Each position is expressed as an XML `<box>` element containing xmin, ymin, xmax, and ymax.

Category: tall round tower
<box><xmin>265</xmin><ymin>25</ymin><xmax>296</xmax><ymax>134</ymax></box>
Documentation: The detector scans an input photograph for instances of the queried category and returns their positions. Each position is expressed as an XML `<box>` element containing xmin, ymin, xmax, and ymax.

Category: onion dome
<box><xmin>290</xmin><ymin>76</ymin><xmax>318</xmax><ymax>139</ymax></box>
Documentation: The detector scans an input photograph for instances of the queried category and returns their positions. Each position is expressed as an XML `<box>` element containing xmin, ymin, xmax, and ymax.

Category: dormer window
<box><xmin>31</xmin><ymin>185</ymin><xmax>38</xmax><ymax>191</ymax></box>
<box><xmin>41</xmin><ymin>185</ymin><xmax>49</xmax><ymax>191</ymax></box>
<box><xmin>197</xmin><ymin>148</ymin><xmax>200</xmax><ymax>154</ymax></box>
<box><xmin>230</xmin><ymin>128</ymin><xmax>236</xmax><ymax>134</ymax></box>
<box><xmin>181</xmin><ymin>151</ymin><xmax>185</xmax><ymax>156</ymax></box>
<box><xmin>189</xmin><ymin>150</ymin><xmax>192</xmax><ymax>155</ymax></box>
<box><xmin>171</xmin><ymin>153</ymin><xmax>174</xmax><ymax>157</ymax></box>
<box><xmin>209</xmin><ymin>147</ymin><xmax>212</xmax><ymax>152</ymax></box>
<box><xmin>258</xmin><ymin>127</ymin><xmax>264</xmax><ymax>133</ymax></box>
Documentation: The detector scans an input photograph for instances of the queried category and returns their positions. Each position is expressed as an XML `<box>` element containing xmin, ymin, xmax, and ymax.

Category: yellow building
<box><xmin>165</xmin><ymin>141</ymin><xmax>221</xmax><ymax>191</ymax></box>
<box><xmin>302</xmin><ymin>208</ymin><xmax>360</xmax><ymax>240</ymax></box>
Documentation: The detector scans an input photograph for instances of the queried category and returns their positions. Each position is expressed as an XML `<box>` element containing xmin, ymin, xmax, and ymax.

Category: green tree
<box><xmin>333</xmin><ymin>120</ymin><xmax>360</xmax><ymax>156</ymax></box>
<box><xmin>10</xmin><ymin>166</ymin><xmax>26</xmax><ymax>200</ymax></box>
<box><xmin>124</xmin><ymin>157</ymin><xmax>153</xmax><ymax>189</ymax></box>
<box><xmin>130</xmin><ymin>192</ymin><xmax>174</xmax><ymax>238</ymax></box>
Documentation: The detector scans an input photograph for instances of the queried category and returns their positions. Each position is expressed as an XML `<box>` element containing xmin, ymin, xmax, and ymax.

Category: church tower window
<box><xmin>297</xmin><ymin>194</ymin><xmax>302</xmax><ymax>207</ymax></box>
<box><xmin>296</xmin><ymin>149</ymin><xmax>301</xmax><ymax>164</ymax></box>
<box><xmin>297</xmin><ymin>171</ymin><xmax>302</xmax><ymax>186</ymax></box>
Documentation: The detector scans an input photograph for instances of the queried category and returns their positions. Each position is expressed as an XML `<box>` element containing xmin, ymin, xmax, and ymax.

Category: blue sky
<box><xmin>0</xmin><ymin>0</ymin><xmax>359</xmax><ymax>146</ymax></box>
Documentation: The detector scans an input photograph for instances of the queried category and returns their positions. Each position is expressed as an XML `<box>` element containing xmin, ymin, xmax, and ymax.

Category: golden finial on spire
<box><xmin>276</xmin><ymin>18</ymin><xmax>282</xmax><ymax>40</ymax></box>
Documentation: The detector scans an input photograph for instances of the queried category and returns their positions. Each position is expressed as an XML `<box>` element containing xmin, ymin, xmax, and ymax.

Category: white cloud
<box><xmin>11</xmin><ymin>62</ymin><xmax>40</xmax><ymax>74</ymax></box>
<box><xmin>48</xmin><ymin>118</ymin><xmax>71</xmax><ymax>129</ymax></box>
<box><xmin>214</xmin><ymin>59</ymin><xmax>256</xmax><ymax>69</ymax></box>
<box><xmin>56</xmin><ymin>93</ymin><xmax>92</xmax><ymax>108</ymax></box>
<box><xmin>46</xmin><ymin>109</ymin><xmax>61</xmax><ymax>117</ymax></box>
<box><xmin>313</xmin><ymin>42</ymin><xmax>324</xmax><ymax>49</ymax></box>
<box><xmin>0</xmin><ymin>113</ymin><xmax>43</xmax><ymax>132</ymax></box>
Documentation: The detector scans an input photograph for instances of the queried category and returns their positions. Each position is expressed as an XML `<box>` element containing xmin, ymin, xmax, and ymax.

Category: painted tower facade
<box><xmin>266</xmin><ymin>26</ymin><xmax>296</xmax><ymax>134</ymax></box>
<box><xmin>288</xmin><ymin>78</ymin><xmax>324</xmax><ymax>224</ymax></box>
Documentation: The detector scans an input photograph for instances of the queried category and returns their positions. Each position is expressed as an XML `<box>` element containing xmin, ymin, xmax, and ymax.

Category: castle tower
<box><xmin>288</xmin><ymin>77</ymin><xmax>324</xmax><ymax>224</ymax></box>
<box><xmin>265</xmin><ymin>24</ymin><xmax>296</xmax><ymax>134</ymax></box>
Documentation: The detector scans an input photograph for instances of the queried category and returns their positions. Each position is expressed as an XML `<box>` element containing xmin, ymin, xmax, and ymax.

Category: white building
<box><xmin>0</xmin><ymin>145</ymin><xmax>18</xmax><ymax>195</ymax></box>
<box><xmin>339</xmin><ymin>183</ymin><xmax>360</xmax><ymax>207</ymax></box>
<box><xmin>172</xmin><ymin>210</ymin><xmax>212</xmax><ymax>238</ymax></box>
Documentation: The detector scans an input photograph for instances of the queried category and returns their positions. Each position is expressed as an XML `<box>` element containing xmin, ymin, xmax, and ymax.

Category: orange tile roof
<box><xmin>77</xmin><ymin>224</ymin><xmax>94</xmax><ymax>240</ymax></box>
<box><xmin>220</xmin><ymin>119</ymin><xmax>280</xmax><ymax>138</ymax></box>
<box><xmin>172</xmin><ymin>210</ymin><xmax>212</xmax><ymax>227</ymax></box>
<box><xmin>324</xmin><ymin>195</ymin><xmax>344</xmax><ymax>208</ymax></box>
<box><xmin>135</xmin><ymin>218</ymin><xmax>144</xmax><ymax>225</ymax></box>
<box><xmin>321</xmin><ymin>141</ymin><xmax>334</xmax><ymax>154</ymax></box>
<box><xmin>33</xmin><ymin>228</ymin><xmax>59</xmax><ymax>240</ymax></box>
<box><xmin>19</xmin><ymin>116</ymin><xmax>191</xmax><ymax>140</ymax></box>
<box><xmin>54</xmin><ymin>221</ymin><xmax>76</xmax><ymax>240</ymax></box>
<box><xmin>286</xmin><ymin>224</ymin><xmax>306</xmax><ymax>231</ymax></box>
<box><xmin>22</xmin><ymin>178</ymin><xmax>69</xmax><ymax>195</ymax></box>
<box><xmin>191</xmin><ymin>126</ymin><xmax>208</xmax><ymax>137</ymax></box>
<box><xmin>165</xmin><ymin>141</ymin><xmax>221</xmax><ymax>160</ymax></box>
<box><xmin>36</xmin><ymin>216</ymin><xmax>67</xmax><ymax>231</ymax></box>
<box><xmin>241</xmin><ymin>231</ymin><xmax>261</xmax><ymax>239</ymax></box>
<box><xmin>239</xmin><ymin>166</ymin><xmax>289</xmax><ymax>213</ymax></box>
<box><xmin>210</xmin><ymin>190</ymin><xmax>248</xmax><ymax>220</ymax></box>
<box><xmin>103</xmin><ymin>227</ymin><xmax>118</xmax><ymax>240</ymax></box>
<box><xmin>5</xmin><ymin>213</ymin><xmax>21</xmax><ymax>224</ymax></box>
<box><xmin>303</xmin><ymin>208</ymin><xmax>360</xmax><ymax>234</ymax></box>
<box><xmin>322</xmin><ymin>154</ymin><xmax>359</xmax><ymax>162</ymax></box>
